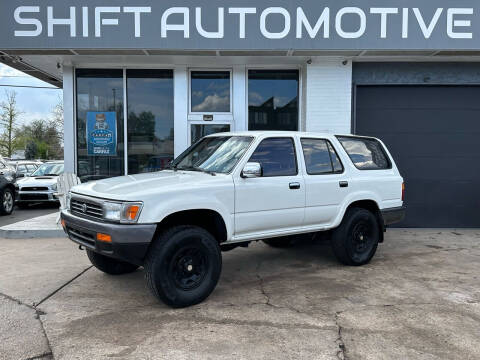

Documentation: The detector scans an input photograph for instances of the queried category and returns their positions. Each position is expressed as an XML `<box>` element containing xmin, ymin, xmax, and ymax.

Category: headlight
<box><xmin>103</xmin><ymin>201</ymin><xmax>143</xmax><ymax>223</ymax></box>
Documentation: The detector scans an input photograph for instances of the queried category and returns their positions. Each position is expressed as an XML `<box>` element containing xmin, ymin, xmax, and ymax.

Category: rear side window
<box><xmin>301</xmin><ymin>138</ymin><xmax>344</xmax><ymax>175</ymax></box>
<box><xmin>249</xmin><ymin>137</ymin><xmax>297</xmax><ymax>177</ymax></box>
<box><xmin>336</xmin><ymin>136</ymin><xmax>391</xmax><ymax>170</ymax></box>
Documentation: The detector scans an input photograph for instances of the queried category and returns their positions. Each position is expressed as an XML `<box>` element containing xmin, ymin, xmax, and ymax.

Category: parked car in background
<box><xmin>15</xmin><ymin>161</ymin><xmax>64</xmax><ymax>208</ymax></box>
<box><xmin>61</xmin><ymin>132</ymin><xmax>405</xmax><ymax>308</ymax></box>
<box><xmin>0</xmin><ymin>157</ymin><xmax>16</xmax><ymax>215</ymax></box>
<box><xmin>8</xmin><ymin>160</ymin><xmax>42</xmax><ymax>180</ymax></box>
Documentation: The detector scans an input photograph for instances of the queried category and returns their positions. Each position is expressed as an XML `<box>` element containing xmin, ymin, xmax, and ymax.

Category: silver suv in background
<box><xmin>15</xmin><ymin>161</ymin><xmax>64</xmax><ymax>209</ymax></box>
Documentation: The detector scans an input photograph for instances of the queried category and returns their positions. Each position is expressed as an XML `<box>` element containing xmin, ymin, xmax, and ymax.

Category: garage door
<box><xmin>355</xmin><ymin>85</ymin><xmax>480</xmax><ymax>228</ymax></box>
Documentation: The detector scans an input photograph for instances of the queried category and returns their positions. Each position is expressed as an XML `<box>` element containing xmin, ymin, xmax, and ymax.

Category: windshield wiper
<box><xmin>43</xmin><ymin>174</ymin><xmax>59</xmax><ymax>176</ymax></box>
<box><xmin>176</xmin><ymin>166</ymin><xmax>216</xmax><ymax>176</ymax></box>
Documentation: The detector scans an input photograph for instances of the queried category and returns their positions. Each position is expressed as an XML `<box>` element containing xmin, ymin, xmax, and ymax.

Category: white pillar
<box><xmin>305</xmin><ymin>59</ymin><xmax>352</xmax><ymax>134</ymax></box>
<box><xmin>174</xmin><ymin>66</ymin><xmax>188</xmax><ymax>157</ymax></box>
<box><xmin>62</xmin><ymin>65</ymin><xmax>75</xmax><ymax>173</ymax></box>
<box><xmin>232</xmin><ymin>65</ymin><xmax>247</xmax><ymax>131</ymax></box>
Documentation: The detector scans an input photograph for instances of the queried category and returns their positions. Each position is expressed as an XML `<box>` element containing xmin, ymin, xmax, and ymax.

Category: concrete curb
<box><xmin>0</xmin><ymin>228</ymin><xmax>66</xmax><ymax>239</ymax></box>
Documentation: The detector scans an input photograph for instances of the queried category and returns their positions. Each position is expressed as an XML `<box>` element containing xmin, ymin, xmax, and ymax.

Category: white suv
<box><xmin>61</xmin><ymin>132</ymin><xmax>405</xmax><ymax>308</ymax></box>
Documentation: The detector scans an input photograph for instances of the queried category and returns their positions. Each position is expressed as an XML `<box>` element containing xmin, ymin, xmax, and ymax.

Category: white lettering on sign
<box><xmin>14</xmin><ymin>6</ymin><xmax>42</xmax><ymax>37</ymax></box>
<box><xmin>370</xmin><ymin>8</ymin><xmax>398</xmax><ymax>38</ymax></box>
<box><xmin>296</xmin><ymin>7</ymin><xmax>330</xmax><ymax>39</ymax></box>
<box><xmin>124</xmin><ymin>7</ymin><xmax>151</xmax><ymax>37</ymax></box>
<box><xmin>11</xmin><ymin>5</ymin><xmax>475</xmax><ymax>41</ymax></box>
<box><xmin>95</xmin><ymin>7</ymin><xmax>120</xmax><ymax>37</ymax></box>
<box><xmin>448</xmin><ymin>8</ymin><xmax>474</xmax><ymax>39</ymax></box>
<box><xmin>161</xmin><ymin>7</ymin><xmax>190</xmax><ymax>38</ymax></box>
<box><xmin>228</xmin><ymin>8</ymin><xmax>256</xmax><ymax>39</ymax></box>
<box><xmin>260</xmin><ymin>7</ymin><xmax>291</xmax><ymax>39</ymax></box>
<box><xmin>196</xmin><ymin>7</ymin><xmax>224</xmax><ymax>38</ymax></box>
<box><xmin>335</xmin><ymin>7</ymin><xmax>366</xmax><ymax>39</ymax></box>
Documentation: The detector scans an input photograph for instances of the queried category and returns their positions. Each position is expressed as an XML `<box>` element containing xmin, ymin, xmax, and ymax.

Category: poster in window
<box><xmin>86</xmin><ymin>112</ymin><xmax>117</xmax><ymax>156</ymax></box>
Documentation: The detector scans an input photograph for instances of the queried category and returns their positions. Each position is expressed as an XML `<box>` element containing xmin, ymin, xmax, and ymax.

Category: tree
<box><xmin>25</xmin><ymin>141</ymin><xmax>37</xmax><ymax>160</ymax></box>
<box><xmin>14</xmin><ymin>118</ymin><xmax>63</xmax><ymax>160</ymax></box>
<box><xmin>0</xmin><ymin>90</ymin><xmax>22</xmax><ymax>157</ymax></box>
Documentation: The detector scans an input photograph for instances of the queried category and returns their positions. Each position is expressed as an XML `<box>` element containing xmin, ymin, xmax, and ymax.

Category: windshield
<box><xmin>172</xmin><ymin>136</ymin><xmax>254</xmax><ymax>174</ymax></box>
<box><xmin>31</xmin><ymin>163</ymin><xmax>64</xmax><ymax>176</ymax></box>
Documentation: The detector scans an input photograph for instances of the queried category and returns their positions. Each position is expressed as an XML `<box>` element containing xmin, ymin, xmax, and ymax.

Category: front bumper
<box><xmin>16</xmin><ymin>189</ymin><xmax>58</xmax><ymax>202</ymax></box>
<box><xmin>61</xmin><ymin>210</ymin><xmax>157</xmax><ymax>266</ymax></box>
<box><xmin>381</xmin><ymin>206</ymin><xmax>406</xmax><ymax>226</ymax></box>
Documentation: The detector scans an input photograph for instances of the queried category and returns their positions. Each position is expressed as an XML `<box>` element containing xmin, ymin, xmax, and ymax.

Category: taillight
<box><xmin>401</xmin><ymin>182</ymin><xmax>405</xmax><ymax>202</ymax></box>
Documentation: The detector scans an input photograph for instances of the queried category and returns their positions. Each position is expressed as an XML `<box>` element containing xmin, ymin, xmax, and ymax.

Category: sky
<box><xmin>0</xmin><ymin>63</ymin><xmax>62</xmax><ymax>126</ymax></box>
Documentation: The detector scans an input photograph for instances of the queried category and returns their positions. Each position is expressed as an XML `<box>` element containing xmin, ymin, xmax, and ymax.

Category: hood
<box><xmin>17</xmin><ymin>176</ymin><xmax>58</xmax><ymax>187</ymax></box>
<box><xmin>71</xmin><ymin>170</ymin><xmax>229</xmax><ymax>201</ymax></box>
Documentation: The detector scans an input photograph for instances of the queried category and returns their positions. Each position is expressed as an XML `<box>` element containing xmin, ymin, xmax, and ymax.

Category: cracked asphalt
<box><xmin>1</xmin><ymin>229</ymin><xmax>479</xmax><ymax>360</ymax></box>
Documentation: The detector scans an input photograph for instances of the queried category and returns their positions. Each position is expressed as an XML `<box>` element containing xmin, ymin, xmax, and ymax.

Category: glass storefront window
<box><xmin>191</xmin><ymin>124</ymin><xmax>231</xmax><ymax>144</ymax></box>
<box><xmin>76</xmin><ymin>69</ymin><xmax>124</xmax><ymax>182</ymax></box>
<box><xmin>127</xmin><ymin>70</ymin><xmax>174</xmax><ymax>174</ymax></box>
<box><xmin>248</xmin><ymin>70</ymin><xmax>299</xmax><ymax>131</ymax></box>
<box><xmin>191</xmin><ymin>71</ymin><xmax>231</xmax><ymax>113</ymax></box>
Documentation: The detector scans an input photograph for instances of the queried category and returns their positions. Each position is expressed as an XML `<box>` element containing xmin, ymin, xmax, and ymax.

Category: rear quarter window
<box><xmin>336</xmin><ymin>136</ymin><xmax>391</xmax><ymax>170</ymax></box>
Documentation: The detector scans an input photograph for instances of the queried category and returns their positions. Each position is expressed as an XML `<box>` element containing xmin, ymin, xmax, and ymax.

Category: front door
<box><xmin>234</xmin><ymin>137</ymin><xmax>305</xmax><ymax>237</ymax></box>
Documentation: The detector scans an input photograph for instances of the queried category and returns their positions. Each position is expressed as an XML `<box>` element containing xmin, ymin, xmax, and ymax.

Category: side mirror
<box><xmin>241</xmin><ymin>162</ymin><xmax>262</xmax><ymax>178</ymax></box>
<box><xmin>17</xmin><ymin>173</ymin><xmax>25</xmax><ymax>178</ymax></box>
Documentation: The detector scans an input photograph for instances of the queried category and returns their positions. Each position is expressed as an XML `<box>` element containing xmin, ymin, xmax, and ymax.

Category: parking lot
<box><xmin>1</xmin><ymin>229</ymin><xmax>479</xmax><ymax>360</ymax></box>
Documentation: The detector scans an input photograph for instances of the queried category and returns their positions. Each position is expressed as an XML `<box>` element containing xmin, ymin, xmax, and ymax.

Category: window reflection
<box><xmin>191</xmin><ymin>71</ymin><xmax>231</xmax><ymax>113</ymax></box>
<box><xmin>248</xmin><ymin>70</ymin><xmax>299</xmax><ymax>131</ymax></box>
<box><xmin>76</xmin><ymin>69</ymin><xmax>124</xmax><ymax>182</ymax></box>
<box><xmin>127</xmin><ymin>70</ymin><xmax>174</xmax><ymax>174</ymax></box>
<box><xmin>191</xmin><ymin>124</ymin><xmax>230</xmax><ymax>144</ymax></box>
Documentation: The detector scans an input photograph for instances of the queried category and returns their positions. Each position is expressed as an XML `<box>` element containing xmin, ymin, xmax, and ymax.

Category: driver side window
<box><xmin>248</xmin><ymin>137</ymin><xmax>297</xmax><ymax>177</ymax></box>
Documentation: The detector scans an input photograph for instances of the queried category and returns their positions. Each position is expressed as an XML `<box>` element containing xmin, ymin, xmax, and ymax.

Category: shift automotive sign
<box><xmin>87</xmin><ymin>112</ymin><xmax>117</xmax><ymax>156</ymax></box>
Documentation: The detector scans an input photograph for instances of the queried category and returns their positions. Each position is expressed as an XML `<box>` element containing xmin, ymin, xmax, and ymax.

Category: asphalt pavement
<box><xmin>1</xmin><ymin>229</ymin><xmax>479</xmax><ymax>360</ymax></box>
<box><xmin>0</xmin><ymin>203</ymin><xmax>58</xmax><ymax>227</ymax></box>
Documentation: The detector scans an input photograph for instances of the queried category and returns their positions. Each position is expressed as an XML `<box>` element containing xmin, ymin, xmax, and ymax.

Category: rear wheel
<box><xmin>145</xmin><ymin>225</ymin><xmax>222</xmax><ymax>308</ymax></box>
<box><xmin>331</xmin><ymin>208</ymin><xmax>380</xmax><ymax>266</ymax></box>
<box><xmin>86</xmin><ymin>250</ymin><xmax>139</xmax><ymax>275</ymax></box>
<box><xmin>0</xmin><ymin>188</ymin><xmax>14</xmax><ymax>215</ymax></box>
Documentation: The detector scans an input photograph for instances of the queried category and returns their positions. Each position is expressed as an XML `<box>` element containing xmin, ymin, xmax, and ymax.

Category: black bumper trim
<box><xmin>61</xmin><ymin>211</ymin><xmax>156</xmax><ymax>266</ymax></box>
<box><xmin>381</xmin><ymin>206</ymin><xmax>406</xmax><ymax>226</ymax></box>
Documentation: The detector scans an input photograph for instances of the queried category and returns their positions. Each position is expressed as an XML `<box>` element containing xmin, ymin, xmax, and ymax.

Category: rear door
<box><xmin>234</xmin><ymin>136</ymin><xmax>305</xmax><ymax>237</ymax></box>
<box><xmin>300</xmin><ymin>138</ymin><xmax>350</xmax><ymax>228</ymax></box>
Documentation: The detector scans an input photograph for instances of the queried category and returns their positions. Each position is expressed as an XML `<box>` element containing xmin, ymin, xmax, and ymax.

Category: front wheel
<box><xmin>86</xmin><ymin>250</ymin><xmax>139</xmax><ymax>275</ymax></box>
<box><xmin>0</xmin><ymin>188</ymin><xmax>14</xmax><ymax>215</ymax></box>
<box><xmin>144</xmin><ymin>225</ymin><xmax>222</xmax><ymax>308</ymax></box>
<box><xmin>330</xmin><ymin>208</ymin><xmax>380</xmax><ymax>266</ymax></box>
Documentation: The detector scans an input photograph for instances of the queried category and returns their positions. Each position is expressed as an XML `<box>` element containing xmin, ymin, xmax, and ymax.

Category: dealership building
<box><xmin>1</xmin><ymin>1</ymin><xmax>480</xmax><ymax>227</ymax></box>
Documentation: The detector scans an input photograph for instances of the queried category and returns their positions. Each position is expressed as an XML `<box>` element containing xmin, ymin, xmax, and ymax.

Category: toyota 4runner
<box><xmin>61</xmin><ymin>132</ymin><xmax>405</xmax><ymax>308</ymax></box>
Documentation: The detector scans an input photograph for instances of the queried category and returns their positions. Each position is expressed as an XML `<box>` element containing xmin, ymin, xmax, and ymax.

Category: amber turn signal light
<box><xmin>61</xmin><ymin>219</ymin><xmax>66</xmax><ymax>229</ymax></box>
<box><xmin>96</xmin><ymin>233</ymin><xmax>112</xmax><ymax>243</ymax></box>
<box><xmin>125</xmin><ymin>205</ymin><xmax>141</xmax><ymax>221</ymax></box>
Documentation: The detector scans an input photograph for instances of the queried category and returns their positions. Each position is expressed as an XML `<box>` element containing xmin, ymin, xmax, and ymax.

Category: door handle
<box><xmin>289</xmin><ymin>182</ymin><xmax>301</xmax><ymax>190</ymax></box>
<box><xmin>339</xmin><ymin>181</ymin><xmax>349</xmax><ymax>188</ymax></box>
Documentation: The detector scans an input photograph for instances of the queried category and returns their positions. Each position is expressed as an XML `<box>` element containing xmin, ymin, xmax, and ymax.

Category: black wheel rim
<box><xmin>350</xmin><ymin>220</ymin><xmax>375</xmax><ymax>262</ymax></box>
<box><xmin>170</xmin><ymin>245</ymin><xmax>208</xmax><ymax>291</ymax></box>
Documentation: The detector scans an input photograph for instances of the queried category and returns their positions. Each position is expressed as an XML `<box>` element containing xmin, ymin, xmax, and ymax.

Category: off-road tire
<box><xmin>331</xmin><ymin>207</ymin><xmax>380</xmax><ymax>266</ymax></box>
<box><xmin>0</xmin><ymin>188</ymin><xmax>15</xmax><ymax>215</ymax></box>
<box><xmin>86</xmin><ymin>249</ymin><xmax>139</xmax><ymax>275</ymax></box>
<box><xmin>144</xmin><ymin>225</ymin><xmax>222</xmax><ymax>308</ymax></box>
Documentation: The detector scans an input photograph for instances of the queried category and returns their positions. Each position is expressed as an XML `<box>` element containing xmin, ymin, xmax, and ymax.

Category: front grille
<box><xmin>66</xmin><ymin>226</ymin><xmax>95</xmax><ymax>248</ymax></box>
<box><xmin>20</xmin><ymin>194</ymin><xmax>49</xmax><ymax>201</ymax></box>
<box><xmin>21</xmin><ymin>187</ymin><xmax>49</xmax><ymax>191</ymax></box>
<box><xmin>71</xmin><ymin>198</ymin><xmax>104</xmax><ymax>220</ymax></box>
